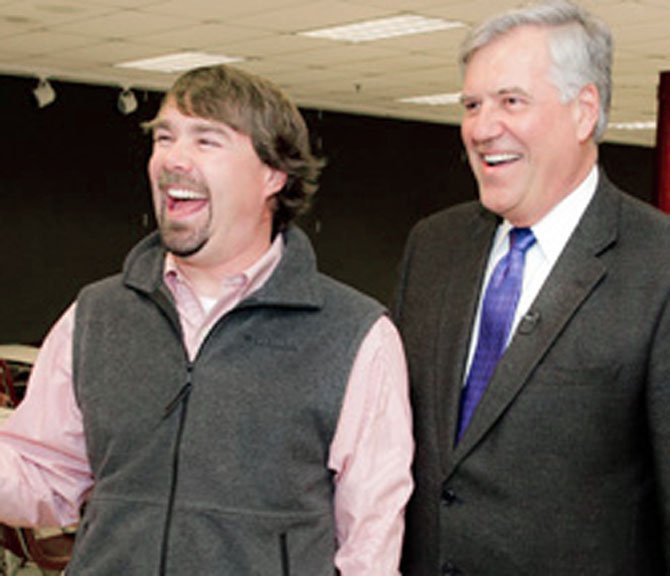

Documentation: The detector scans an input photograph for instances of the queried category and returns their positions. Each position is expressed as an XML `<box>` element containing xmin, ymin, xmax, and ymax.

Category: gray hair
<box><xmin>460</xmin><ymin>0</ymin><xmax>612</xmax><ymax>141</ymax></box>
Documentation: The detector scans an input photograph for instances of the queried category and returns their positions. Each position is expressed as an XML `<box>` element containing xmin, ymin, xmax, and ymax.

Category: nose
<box><xmin>464</xmin><ymin>101</ymin><xmax>503</xmax><ymax>145</ymax></box>
<box><xmin>156</xmin><ymin>137</ymin><xmax>193</xmax><ymax>173</ymax></box>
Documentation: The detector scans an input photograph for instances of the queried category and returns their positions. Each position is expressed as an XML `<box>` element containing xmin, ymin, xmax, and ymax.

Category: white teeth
<box><xmin>484</xmin><ymin>153</ymin><xmax>521</xmax><ymax>166</ymax></box>
<box><xmin>167</xmin><ymin>188</ymin><xmax>206</xmax><ymax>201</ymax></box>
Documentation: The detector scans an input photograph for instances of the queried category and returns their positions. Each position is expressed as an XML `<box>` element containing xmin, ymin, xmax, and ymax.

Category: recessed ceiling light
<box><xmin>399</xmin><ymin>92</ymin><xmax>462</xmax><ymax>106</ymax></box>
<box><xmin>299</xmin><ymin>15</ymin><xmax>464</xmax><ymax>43</ymax></box>
<box><xmin>116</xmin><ymin>51</ymin><xmax>244</xmax><ymax>73</ymax></box>
<box><xmin>608</xmin><ymin>121</ymin><xmax>656</xmax><ymax>131</ymax></box>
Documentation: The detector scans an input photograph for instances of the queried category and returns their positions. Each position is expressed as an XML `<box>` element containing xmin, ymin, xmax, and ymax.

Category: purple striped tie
<box><xmin>456</xmin><ymin>227</ymin><xmax>536</xmax><ymax>442</ymax></box>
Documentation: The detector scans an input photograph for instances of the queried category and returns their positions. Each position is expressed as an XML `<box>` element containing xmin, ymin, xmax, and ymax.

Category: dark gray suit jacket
<box><xmin>394</xmin><ymin>172</ymin><xmax>670</xmax><ymax>575</ymax></box>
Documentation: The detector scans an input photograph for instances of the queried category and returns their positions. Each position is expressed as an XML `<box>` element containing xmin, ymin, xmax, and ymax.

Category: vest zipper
<box><xmin>280</xmin><ymin>532</ymin><xmax>291</xmax><ymax>576</ymax></box>
<box><xmin>158</xmin><ymin>363</ymin><xmax>193</xmax><ymax>575</ymax></box>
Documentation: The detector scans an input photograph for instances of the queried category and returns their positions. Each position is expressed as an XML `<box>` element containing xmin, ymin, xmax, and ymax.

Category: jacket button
<box><xmin>441</xmin><ymin>562</ymin><xmax>463</xmax><ymax>575</ymax></box>
<box><xmin>441</xmin><ymin>486</ymin><xmax>458</xmax><ymax>506</ymax></box>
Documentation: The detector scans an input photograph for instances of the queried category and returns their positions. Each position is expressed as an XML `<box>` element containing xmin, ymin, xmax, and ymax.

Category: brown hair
<box><xmin>153</xmin><ymin>64</ymin><xmax>324</xmax><ymax>231</ymax></box>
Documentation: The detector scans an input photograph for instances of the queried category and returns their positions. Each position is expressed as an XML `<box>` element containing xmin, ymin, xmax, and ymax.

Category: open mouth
<box><xmin>483</xmin><ymin>153</ymin><xmax>522</xmax><ymax>167</ymax></box>
<box><xmin>165</xmin><ymin>187</ymin><xmax>209</xmax><ymax>215</ymax></box>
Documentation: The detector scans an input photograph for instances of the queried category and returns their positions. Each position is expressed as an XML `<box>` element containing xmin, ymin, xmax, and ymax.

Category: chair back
<box><xmin>0</xmin><ymin>359</ymin><xmax>19</xmax><ymax>407</ymax></box>
<box><xmin>0</xmin><ymin>523</ymin><xmax>29</xmax><ymax>560</ymax></box>
<box><xmin>20</xmin><ymin>527</ymin><xmax>75</xmax><ymax>571</ymax></box>
<box><xmin>0</xmin><ymin>523</ymin><xmax>75</xmax><ymax>571</ymax></box>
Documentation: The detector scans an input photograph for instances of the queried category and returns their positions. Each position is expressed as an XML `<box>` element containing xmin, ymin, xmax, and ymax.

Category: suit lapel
<box><xmin>434</xmin><ymin>208</ymin><xmax>498</xmax><ymax>473</ymax></box>
<box><xmin>448</xmin><ymin>174</ymin><xmax>620</xmax><ymax>473</ymax></box>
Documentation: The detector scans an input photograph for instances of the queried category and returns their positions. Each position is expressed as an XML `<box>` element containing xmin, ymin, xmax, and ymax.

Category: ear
<box><xmin>574</xmin><ymin>83</ymin><xmax>600</xmax><ymax>142</ymax></box>
<box><xmin>263</xmin><ymin>167</ymin><xmax>288</xmax><ymax>199</ymax></box>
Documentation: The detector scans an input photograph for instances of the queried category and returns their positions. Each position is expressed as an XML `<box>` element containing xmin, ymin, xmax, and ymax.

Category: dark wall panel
<box><xmin>2</xmin><ymin>76</ymin><xmax>161</xmax><ymax>342</ymax></box>
<box><xmin>300</xmin><ymin>110</ymin><xmax>476</xmax><ymax>304</ymax></box>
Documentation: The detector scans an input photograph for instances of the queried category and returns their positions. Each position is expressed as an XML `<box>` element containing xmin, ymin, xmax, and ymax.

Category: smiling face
<box><xmin>148</xmin><ymin>98</ymin><xmax>287</xmax><ymax>274</ymax></box>
<box><xmin>460</xmin><ymin>25</ymin><xmax>599</xmax><ymax>226</ymax></box>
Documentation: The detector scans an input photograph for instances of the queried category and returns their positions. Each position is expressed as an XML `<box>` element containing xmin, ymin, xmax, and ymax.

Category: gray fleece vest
<box><xmin>68</xmin><ymin>226</ymin><xmax>383</xmax><ymax>576</ymax></box>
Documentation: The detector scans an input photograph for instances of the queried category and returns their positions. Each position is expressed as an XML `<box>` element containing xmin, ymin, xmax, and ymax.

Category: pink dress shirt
<box><xmin>0</xmin><ymin>236</ymin><xmax>413</xmax><ymax>575</ymax></box>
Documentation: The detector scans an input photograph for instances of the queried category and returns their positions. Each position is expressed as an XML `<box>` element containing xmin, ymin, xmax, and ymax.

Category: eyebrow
<box><xmin>190</xmin><ymin>123</ymin><xmax>231</xmax><ymax>136</ymax></box>
<box><xmin>144</xmin><ymin>118</ymin><xmax>234</xmax><ymax>139</ymax></box>
<box><xmin>497</xmin><ymin>87</ymin><xmax>530</xmax><ymax>97</ymax></box>
<box><xmin>459</xmin><ymin>86</ymin><xmax>531</xmax><ymax>103</ymax></box>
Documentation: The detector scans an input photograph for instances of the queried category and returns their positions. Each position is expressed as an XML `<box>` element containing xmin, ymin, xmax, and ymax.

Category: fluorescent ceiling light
<box><xmin>399</xmin><ymin>92</ymin><xmax>462</xmax><ymax>106</ymax></box>
<box><xmin>299</xmin><ymin>15</ymin><xmax>464</xmax><ymax>43</ymax></box>
<box><xmin>116</xmin><ymin>51</ymin><xmax>244</xmax><ymax>73</ymax></box>
<box><xmin>608</xmin><ymin>121</ymin><xmax>656</xmax><ymax>131</ymax></box>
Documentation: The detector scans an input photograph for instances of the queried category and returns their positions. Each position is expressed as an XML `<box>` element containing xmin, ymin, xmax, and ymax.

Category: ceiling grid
<box><xmin>0</xmin><ymin>0</ymin><xmax>668</xmax><ymax>146</ymax></box>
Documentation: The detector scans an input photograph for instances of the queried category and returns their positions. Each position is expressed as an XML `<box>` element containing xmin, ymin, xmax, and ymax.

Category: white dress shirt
<box><xmin>465</xmin><ymin>165</ymin><xmax>599</xmax><ymax>379</ymax></box>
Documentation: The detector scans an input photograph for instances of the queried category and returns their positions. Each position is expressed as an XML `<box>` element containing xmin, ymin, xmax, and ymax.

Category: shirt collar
<box><xmin>163</xmin><ymin>234</ymin><xmax>284</xmax><ymax>302</ymax></box>
<box><xmin>497</xmin><ymin>164</ymin><xmax>598</xmax><ymax>261</ymax></box>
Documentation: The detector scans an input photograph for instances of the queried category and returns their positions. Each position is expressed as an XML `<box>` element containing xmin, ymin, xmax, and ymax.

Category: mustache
<box><xmin>157</xmin><ymin>171</ymin><xmax>205</xmax><ymax>192</ymax></box>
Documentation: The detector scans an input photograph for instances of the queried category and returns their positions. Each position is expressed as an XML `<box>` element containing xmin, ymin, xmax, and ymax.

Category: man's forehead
<box><xmin>154</xmin><ymin>103</ymin><xmax>234</xmax><ymax>132</ymax></box>
<box><xmin>462</xmin><ymin>43</ymin><xmax>550</xmax><ymax>93</ymax></box>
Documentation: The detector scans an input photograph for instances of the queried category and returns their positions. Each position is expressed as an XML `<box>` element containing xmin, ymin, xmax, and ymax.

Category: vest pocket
<box><xmin>280</xmin><ymin>532</ymin><xmax>290</xmax><ymax>576</ymax></box>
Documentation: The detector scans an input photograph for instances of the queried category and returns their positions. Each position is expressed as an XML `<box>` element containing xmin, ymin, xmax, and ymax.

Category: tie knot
<box><xmin>509</xmin><ymin>227</ymin><xmax>536</xmax><ymax>254</ymax></box>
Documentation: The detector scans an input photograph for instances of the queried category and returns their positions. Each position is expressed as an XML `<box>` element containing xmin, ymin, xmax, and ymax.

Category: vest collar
<box><xmin>122</xmin><ymin>226</ymin><xmax>323</xmax><ymax>311</ymax></box>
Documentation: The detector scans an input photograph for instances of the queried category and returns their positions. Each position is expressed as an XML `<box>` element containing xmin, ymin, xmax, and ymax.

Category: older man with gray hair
<box><xmin>394</xmin><ymin>1</ymin><xmax>670</xmax><ymax>574</ymax></box>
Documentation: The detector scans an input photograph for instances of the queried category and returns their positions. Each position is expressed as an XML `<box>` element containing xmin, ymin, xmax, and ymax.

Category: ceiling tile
<box><xmin>0</xmin><ymin>0</ymin><xmax>665</xmax><ymax>146</ymax></box>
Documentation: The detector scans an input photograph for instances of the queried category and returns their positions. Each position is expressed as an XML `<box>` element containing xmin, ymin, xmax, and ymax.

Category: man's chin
<box><xmin>160</xmin><ymin>231</ymin><xmax>208</xmax><ymax>259</ymax></box>
<box><xmin>168</xmin><ymin>244</ymin><xmax>206</xmax><ymax>259</ymax></box>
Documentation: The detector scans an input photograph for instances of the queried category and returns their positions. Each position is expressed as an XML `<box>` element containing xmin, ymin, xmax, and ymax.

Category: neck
<box><xmin>173</xmin><ymin>240</ymin><xmax>271</xmax><ymax>300</ymax></box>
<box><xmin>510</xmin><ymin>146</ymin><xmax>598</xmax><ymax>228</ymax></box>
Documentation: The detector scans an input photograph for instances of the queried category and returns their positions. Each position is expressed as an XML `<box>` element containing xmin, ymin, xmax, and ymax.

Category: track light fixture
<box><xmin>117</xmin><ymin>88</ymin><xmax>138</xmax><ymax>115</ymax></box>
<box><xmin>33</xmin><ymin>79</ymin><xmax>56</xmax><ymax>108</ymax></box>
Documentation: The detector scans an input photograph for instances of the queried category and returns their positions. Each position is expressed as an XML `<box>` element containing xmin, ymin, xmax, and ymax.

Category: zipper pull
<box><xmin>163</xmin><ymin>366</ymin><xmax>193</xmax><ymax>419</ymax></box>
